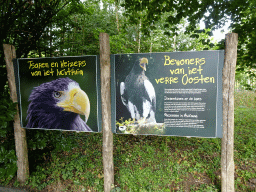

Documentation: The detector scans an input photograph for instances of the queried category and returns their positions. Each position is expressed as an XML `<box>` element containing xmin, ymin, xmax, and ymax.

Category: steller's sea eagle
<box><xmin>120</xmin><ymin>57</ymin><xmax>156</xmax><ymax>124</ymax></box>
<box><xmin>26</xmin><ymin>77</ymin><xmax>92</xmax><ymax>132</ymax></box>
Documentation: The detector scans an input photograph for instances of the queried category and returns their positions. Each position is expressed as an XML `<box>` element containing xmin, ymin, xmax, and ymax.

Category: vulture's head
<box><xmin>26</xmin><ymin>77</ymin><xmax>91</xmax><ymax>131</ymax></box>
<box><xmin>139</xmin><ymin>57</ymin><xmax>148</xmax><ymax>71</ymax></box>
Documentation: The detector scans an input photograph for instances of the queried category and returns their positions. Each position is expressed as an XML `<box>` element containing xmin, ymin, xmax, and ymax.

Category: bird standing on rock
<box><xmin>120</xmin><ymin>57</ymin><xmax>156</xmax><ymax>124</ymax></box>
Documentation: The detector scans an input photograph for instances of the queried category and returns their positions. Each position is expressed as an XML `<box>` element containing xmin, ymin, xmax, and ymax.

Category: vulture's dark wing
<box><xmin>120</xmin><ymin>57</ymin><xmax>156</xmax><ymax>124</ymax></box>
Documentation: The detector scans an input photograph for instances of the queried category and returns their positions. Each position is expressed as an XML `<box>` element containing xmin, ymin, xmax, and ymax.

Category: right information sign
<box><xmin>112</xmin><ymin>50</ymin><xmax>224</xmax><ymax>138</ymax></box>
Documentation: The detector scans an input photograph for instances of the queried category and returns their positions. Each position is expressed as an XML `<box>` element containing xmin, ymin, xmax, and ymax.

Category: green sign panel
<box><xmin>14</xmin><ymin>56</ymin><xmax>101</xmax><ymax>132</ymax></box>
<box><xmin>112</xmin><ymin>50</ymin><xmax>224</xmax><ymax>138</ymax></box>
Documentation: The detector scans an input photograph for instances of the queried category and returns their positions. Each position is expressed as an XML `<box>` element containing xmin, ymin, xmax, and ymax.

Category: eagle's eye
<box><xmin>53</xmin><ymin>91</ymin><xmax>63</xmax><ymax>98</ymax></box>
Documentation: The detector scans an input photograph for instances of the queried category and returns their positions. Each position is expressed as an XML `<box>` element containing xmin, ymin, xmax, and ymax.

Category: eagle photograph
<box><xmin>16</xmin><ymin>56</ymin><xmax>100</xmax><ymax>132</ymax></box>
<box><xmin>116</xmin><ymin>55</ymin><xmax>165</xmax><ymax>135</ymax></box>
<box><xmin>25</xmin><ymin>77</ymin><xmax>92</xmax><ymax>132</ymax></box>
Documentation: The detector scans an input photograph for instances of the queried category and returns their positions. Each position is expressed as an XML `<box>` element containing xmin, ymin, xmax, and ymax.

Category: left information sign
<box><xmin>14</xmin><ymin>56</ymin><xmax>101</xmax><ymax>132</ymax></box>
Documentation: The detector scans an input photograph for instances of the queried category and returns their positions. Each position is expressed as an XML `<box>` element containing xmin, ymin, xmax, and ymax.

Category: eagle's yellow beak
<box><xmin>57</xmin><ymin>88</ymin><xmax>90</xmax><ymax>122</ymax></box>
<box><xmin>140</xmin><ymin>57</ymin><xmax>148</xmax><ymax>71</ymax></box>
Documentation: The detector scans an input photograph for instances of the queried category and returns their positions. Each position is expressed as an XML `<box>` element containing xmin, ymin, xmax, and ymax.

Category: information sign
<box><xmin>112</xmin><ymin>50</ymin><xmax>224</xmax><ymax>137</ymax></box>
<box><xmin>14</xmin><ymin>56</ymin><xmax>101</xmax><ymax>132</ymax></box>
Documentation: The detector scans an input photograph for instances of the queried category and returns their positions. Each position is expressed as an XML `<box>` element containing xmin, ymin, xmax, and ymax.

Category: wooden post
<box><xmin>221</xmin><ymin>33</ymin><xmax>238</xmax><ymax>192</ymax></box>
<box><xmin>99</xmin><ymin>33</ymin><xmax>114</xmax><ymax>192</ymax></box>
<box><xmin>3</xmin><ymin>44</ymin><xmax>29</xmax><ymax>183</ymax></box>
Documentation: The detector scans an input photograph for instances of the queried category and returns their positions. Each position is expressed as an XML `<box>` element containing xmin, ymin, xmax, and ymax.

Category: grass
<box><xmin>2</xmin><ymin>90</ymin><xmax>256</xmax><ymax>191</ymax></box>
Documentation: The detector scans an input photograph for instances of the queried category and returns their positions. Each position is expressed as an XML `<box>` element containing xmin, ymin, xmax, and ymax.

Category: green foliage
<box><xmin>24</xmin><ymin>133</ymin><xmax>104</xmax><ymax>191</ymax></box>
<box><xmin>110</xmin><ymin>185</ymin><xmax>121</xmax><ymax>192</ymax></box>
<box><xmin>234</xmin><ymin>105</ymin><xmax>256</xmax><ymax>191</ymax></box>
<box><xmin>27</xmin><ymin>130</ymin><xmax>79</xmax><ymax>152</ymax></box>
<box><xmin>0</xmin><ymin>147</ymin><xmax>17</xmax><ymax>182</ymax></box>
<box><xmin>0</xmin><ymin>0</ymin><xmax>80</xmax><ymax>57</ymax></box>
<box><xmin>232</xmin><ymin>0</ymin><xmax>256</xmax><ymax>70</ymax></box>
<box><xmin>0</xmin><ymin>90</ymin><xmax>255</xmax><ymax>190</ymax></box>
<box><xmin>121</xmin><ymin>0</ymin><xmax>249</xmax><ymax>35</ymax></box>
<box><xmin>110</xmin><ymin>3</ymin><xmax>218</xmax><ymax>54</ymax></box>
<box><xmin>0</xmin><ymin>0</ymin><xmax>221</xmax><ymax>66</ymax></box>
<box><xmin>190</xmin><ymin>183</ymin><xmax>218</xmax><ymax>192</ymax></box>
<box><xmin>0</xmin><ymin>99</ymin><xmax>16</xmax><ymax>138</ymax></box>
<box><xmin>110</xmin><ymin>33</ymin><xmax>136</xmax><ymax>54</ymax></box>
<box><xmin>0</xmin><ymin>92</ymin><xmax>17</xmax><ymax>183</ymax></box>
<box><xmin>235</xmin><ymin>70</ymin><xmax>255</xmax><ymax>91</ymax></box>
<box><xmin>0</xmin><ymin>0</ymin><xmax>83</xmax><ymax>93</ymax></box>
<box><xmin>234</xmin><ymin>91</ymin><xmax>256</xmax><ymax>108</ymax></box>
<box><xmin>112</xmin><ymin>134</ymin><xmax>222</xmax><ymax>191</ymax></box>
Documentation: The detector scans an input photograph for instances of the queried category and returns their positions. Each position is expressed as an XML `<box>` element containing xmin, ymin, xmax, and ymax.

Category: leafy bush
<box><xmin>0</xmin><ymin>93</ymin><xmax>17</xmax><ymax>183</ymax></box>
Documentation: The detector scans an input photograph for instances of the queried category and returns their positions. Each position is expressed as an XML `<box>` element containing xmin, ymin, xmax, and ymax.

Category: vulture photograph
<box><xmin>26</xmin><ymin>77</ymin><xmax>92</xmax><ymax>132</ymax></box>
<box><xmin>120</xmin><ymin>57</ymin><xmax>157</xmax><ymax>125</ymax></box>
